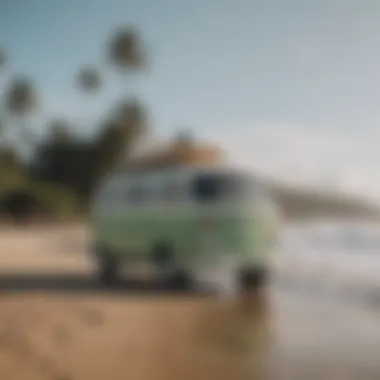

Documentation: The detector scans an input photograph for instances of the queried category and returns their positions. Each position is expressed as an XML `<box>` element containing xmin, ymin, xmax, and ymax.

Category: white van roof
<box><xmin>108</xmin><ymin>140</ymin><xmax>269</xmax><ymax>186</ymax></box>
<box><xmin>120</xmin><ymin>142</ymin><xmax>225</xmax><ymax>172</ymax></box>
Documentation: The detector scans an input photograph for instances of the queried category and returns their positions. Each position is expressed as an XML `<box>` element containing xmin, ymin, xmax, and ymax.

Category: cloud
<box><xmin>202</xmin><ymin>124</ymin><xmax>380</xmax><ymax>200</ymax></box>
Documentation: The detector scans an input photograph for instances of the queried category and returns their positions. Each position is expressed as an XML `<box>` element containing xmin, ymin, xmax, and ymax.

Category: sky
<box><xmin>1</xmin><ymin>0</ymin><xmax>380</xmax><ymax>199</ymax></box>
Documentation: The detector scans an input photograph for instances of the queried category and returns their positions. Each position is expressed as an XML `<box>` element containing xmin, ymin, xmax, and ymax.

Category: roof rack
<box><xmin>121</xmin><ymin>142</ymin><xmax>225</xmax><ymax>172</ymax></box>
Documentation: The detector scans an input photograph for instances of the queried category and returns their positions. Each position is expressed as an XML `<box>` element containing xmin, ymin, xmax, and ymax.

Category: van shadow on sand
<box><xmin>0</xmin><ymin>273</ymin><xmax>204</xmax><ymax>296</ymax></box>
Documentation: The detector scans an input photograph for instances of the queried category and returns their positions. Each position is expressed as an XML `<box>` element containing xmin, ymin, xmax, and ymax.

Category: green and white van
<box><xmin>90</xmin><ymin>162</ymin><xmax>279</xmax><ymax>293</ymax></box>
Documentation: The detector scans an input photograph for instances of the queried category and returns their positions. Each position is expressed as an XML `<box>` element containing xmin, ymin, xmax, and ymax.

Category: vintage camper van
<box><xmin>89</xmin><ymin>140</ymin><xmax>279</xmax><ymax>293</ymax></box>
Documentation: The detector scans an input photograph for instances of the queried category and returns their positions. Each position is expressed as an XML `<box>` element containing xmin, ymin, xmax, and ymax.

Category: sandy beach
<box><xmin>0</xmin><ymin>225</ymin><xmax>379</xmax><ymax>379</ymax></box>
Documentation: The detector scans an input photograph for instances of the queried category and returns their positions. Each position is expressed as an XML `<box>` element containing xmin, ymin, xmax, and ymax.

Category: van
<box><xmin>90</xmin><ymin>144</ymin><xmax>279</xmax><ymax>293</ymax></box>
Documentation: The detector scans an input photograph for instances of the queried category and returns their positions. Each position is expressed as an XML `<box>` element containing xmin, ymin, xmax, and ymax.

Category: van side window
<box><xmin>190</xmin><ymin>172</ymin><xmax>254</xmax><ymax>203</ymax></box>
<box><xmin>191</xmin><ymin>173</ymin><xmax>230</xmax><ymax>202</ymax></box>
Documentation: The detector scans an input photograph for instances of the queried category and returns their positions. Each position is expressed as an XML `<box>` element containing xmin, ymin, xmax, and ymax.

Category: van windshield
<box><xmin>191</xmin><ymin>172</ymin><xmax>262</xmax><ymax>203</ymax></box>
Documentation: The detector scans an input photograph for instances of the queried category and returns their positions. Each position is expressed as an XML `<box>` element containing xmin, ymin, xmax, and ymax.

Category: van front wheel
<box><xmin>152</xmin><ymin>243</ymin><xmax>191</xmax><ymax>290</ymax></box>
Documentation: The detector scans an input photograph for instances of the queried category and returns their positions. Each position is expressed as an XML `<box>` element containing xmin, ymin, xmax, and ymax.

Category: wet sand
<box><xmin>0</xmin><ymin>226</ymin><xmax>380</xmax><ymax>380</ymax></box>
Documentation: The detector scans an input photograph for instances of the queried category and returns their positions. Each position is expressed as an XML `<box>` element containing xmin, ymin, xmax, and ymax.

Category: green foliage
<box><xmin>0</xmin><ymin>26</ymin><xmax>149</xmax><ymax>222</ymax></box>
<box><xmin>47</xmin><ymin>118</ymin><xmax>74</xmax><ymax>144</ymax></box>
<box><xmin>0</xmin><ymin>151</ymin><xmax>27</xmax><ymax>195</ymax></box>
<box><xmin>28</xmin><ymin>182</ymin><xmax>78</xmax><ymax>218</ymax></box>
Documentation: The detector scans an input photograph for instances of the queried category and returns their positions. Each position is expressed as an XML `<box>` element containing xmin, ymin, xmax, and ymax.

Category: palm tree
<box><xmin>5</xmin><ymin>76</ymin><xmax>37</xmax><ymax>114</ymax></box>
<box><xmin>114</xmin><ymin>97</ymin><xmax>149</xmax><ymax>160</ymax></box>
<box><xmin>108</xmin><ymin>26</ymin><xmax>147</xmax><ymax>72</ymax></box>
<box><xmin>4</xmin><ymin>75</ymin><xmax>38</xmax><ymax>149</ymax></box>
<box><xmin>75</xmin><ymin>65</ymin><xmax>102</xmax><ymax>136</ymax></box>
<box><xmin>76</xmin><ymin>65</ymin><xmax>101</xmax><ymax>94</ymax></box>
<box><xmin>0</xmin><ymin>49</ymin><xmax>8</xmax><ymax>146</ymax></box>
<box><xmin>0</xmin><ymin>114</ymin><xmax>8</xmax><ymax>147</ymax></box>
<box><xmin>113</xmin><ymin>98</ymin><xmax>147</xmax><ymax>134</ymax></box>
<box><xmin>107</xmin><ymin>25</ymin><xmax>149</xmax><ymax>158</ymax></box>
<box><xmin>47</xmin><ymin>118</ymin><xmax>73</xmax><ymax>144</ymax></box>
<box><xmin>0</xmin><ymin>49</ymin><xmax>6</xmax><ymax>70</ymax></box>
<box><xmin>107</xmin><ymin>25</ymin><xmax>147</xmax><ymax>98</ymax></box>
<box><xmin>73</xmin><ymin>25</ymin><xmax>150</xmax><ymax>176</ymax></box>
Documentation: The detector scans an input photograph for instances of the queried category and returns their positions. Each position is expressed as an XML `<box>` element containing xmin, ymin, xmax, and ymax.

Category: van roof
<box><xmin>112</xmin><ymin>162</ymin><xmax>268</xmax><ymax>186</ymax></box>
<box><xmin>119</xmin><ymin>142</ymin><xmax>225</xmax><ymax>172</ymax></box>
<box><xmin>108</xmin><ymin>141</ymin><xmax>269</xmax><ymax>185</ymax></box>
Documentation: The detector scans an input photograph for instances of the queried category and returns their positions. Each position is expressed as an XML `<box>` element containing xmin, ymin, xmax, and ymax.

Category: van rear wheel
<box><xmin>168</xmin><ymin>270</ymin><xmax>191</xmax><ymax>290</ymax></box>
<box><xmin>96</xmin><ymin>252</ymin><xmax>120</xmax><ymax>286</ymax></box>
<box><xmin>238</xmin><ymin>267</ymin><xmax>268</xmax><ymax>291</ymax></box>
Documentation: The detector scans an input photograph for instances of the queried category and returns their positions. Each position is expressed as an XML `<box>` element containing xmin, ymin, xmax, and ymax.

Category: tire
<box><xmin>238</xmin><ymin>267</ymin><xmax>268</xmax><ymax>291</ymax></box>
<box><xmin>168</xmin><ymin>270</ymin><xmax>191</xmax><ymax>291</ymax></box>
<box><xmin>96</xmin><ymin>249</ymin><xmax>120</xmax><ymax>286</ymax></box>
<box><xmin>152</xmin><ymin>243</ymin><xmax>191</xmax><ymax>290</ymax></box>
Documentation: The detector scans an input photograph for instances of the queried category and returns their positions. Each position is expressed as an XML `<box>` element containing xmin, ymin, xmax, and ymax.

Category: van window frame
<box><xmin>188</xmin><ymin>169</ymin><xmax>269</xmax><ymax>205</ymax></box>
